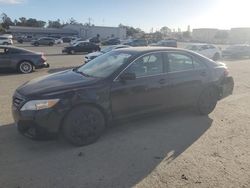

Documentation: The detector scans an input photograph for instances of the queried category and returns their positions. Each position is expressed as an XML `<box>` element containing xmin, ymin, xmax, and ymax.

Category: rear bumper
<box><xmin>220</xmin><ymin>76</ymin><xmax>234</xmax><ymax>99</ymax></box>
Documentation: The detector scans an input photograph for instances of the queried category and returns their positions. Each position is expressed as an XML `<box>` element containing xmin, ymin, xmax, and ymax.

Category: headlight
<box><xmin>20</xmin><ymin>99</ymin><xmax>60</xmax><ymax>111</ymax></box>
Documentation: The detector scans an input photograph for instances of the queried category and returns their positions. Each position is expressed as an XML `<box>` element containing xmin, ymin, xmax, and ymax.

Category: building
<box><xmin>229</xmin><ymin>28</ymin><xmax>250</xmax><ymax>44</ymax></box>
<box><xmin>63</xmin><ymin>24</ymin><xmax>126</xmax><ymax>40</ymax></box>
<box><xmin>192</xmin><ymin>28</ymin><xmax>219</xmax><ymax>43</ymax></box>
<box><xmin>8</xmin><ymin>25</ymin><xmax>127</xmax><ymax>40</ymax></box>
<box><xmin>8</xmin><ymin>26</ymin><xmax>78</xmax><ymax>38</ymax></box>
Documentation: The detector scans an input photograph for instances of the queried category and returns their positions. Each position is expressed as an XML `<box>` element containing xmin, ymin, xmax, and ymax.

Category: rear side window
<box><xmin>166</xmin><ymin>52</ymin><xmax>206</xmax><ymax>72</ymax></box>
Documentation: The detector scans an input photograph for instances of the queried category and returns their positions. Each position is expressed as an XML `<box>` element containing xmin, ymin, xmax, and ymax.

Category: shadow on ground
<box><xmin>0</xmin><ymin>110</ymin><xmax>212</xmax><ymax>188</ymax></box>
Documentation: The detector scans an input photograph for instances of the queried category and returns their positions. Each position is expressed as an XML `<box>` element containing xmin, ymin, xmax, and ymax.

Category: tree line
<box><xmin>0</xmin><ymin>13</ymin><xmax>79</xmax><ymax>31</ymax></box>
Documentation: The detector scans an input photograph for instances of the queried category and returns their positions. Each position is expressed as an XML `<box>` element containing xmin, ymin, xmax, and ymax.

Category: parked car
<box><xmin>84</xmin><ymin>44</ymin><xmax>130</xmax><ymax>63</ymax></box>
<box><xmin>0</xmin><ymin>45</ymin><xmax>49</xmax><ymax>73</ymax></box>
<box><xmin>150</xmin><ymin>39</ymin><xmax>177</xmax><ymax>47</ymax></box>
<box><xmin>0</xmin><ymin>36</ymin><xmax>13</xmax><ymax>45</ymax></box>
<box><xmin>222</xmin><ymin>44</ymin><xmax>250</xmax><ymax>58</ymax></box>
<box><xmin>70</xmin><ymin>38</ymin><xmax>85</xmax><ymax>45</ymax></box>
<box><xmin>123</xmin><ymin>39</ymin><xmax>148</xmax><ymax>46</ymax></box>
<box><xmin>53</xmin><ymin>38</ymin><xmax>63</xmax><ymax>44</ymax></box>
<box><xmin>185</xmin><ymin>43</ymin><xmax>221</xmax><ymax>60</ymax></box>
<box><xmin>17</xmin><ymin>35</ymin><xmax>34</xmax><ymax>43</ymax></box>
<box><xmin>62</xmin><ymin>41</ymin><xmax>100</xmax><ymax>54</ymax></box>
<box><xmin>89</xmin><ymin>36</ymin><xmax>100</xmax><ymax>44</ymax></box>
<box><xmin>12</xmin><ymin>47</ymin><xmax>234</xmax><ymax>146</ymax></box>
<box><xmin>31</xmin><ymin>37</ymin><xmax>55</xmax><ymax>46</ymax></box>
<box><xmin>61</xmin><ymin>36</ymin><xmax>77</xmax><ymax>43</ymax></box>
<box><xmin>102</xmin><ymin>38</ymin><xmax>120</xmax><ymax>45</ymax></box>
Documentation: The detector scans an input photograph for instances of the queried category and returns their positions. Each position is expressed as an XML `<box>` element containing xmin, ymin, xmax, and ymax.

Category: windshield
<box><xmin>77</xmin><ymin>51</ymin><xmax>132</xmax><ymax>78</ymax></box>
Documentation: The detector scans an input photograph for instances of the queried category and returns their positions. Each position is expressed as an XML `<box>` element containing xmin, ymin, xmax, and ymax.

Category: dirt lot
<box><xmin>0</xmin><ymin>44</ymin><xmax>250</xmax><ymax>188</ymax></box>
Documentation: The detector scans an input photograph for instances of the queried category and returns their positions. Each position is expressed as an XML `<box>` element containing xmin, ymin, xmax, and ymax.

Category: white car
<box><xmin>54</xmin><ymin>38</ymin><xmax>63</xmax><ymax>44</ymax></box>
<box><xmin>0</xmin><ymin>36</ymin><xmax>13</xmax><ymax>45</ymax></box>
<box><xmin>84</xmin><ymin>44</ymin><xmax>130</xmax><ymax>63</ymax></box>
<box><xmin>186</xmin><ymin>44</ymin><xmax>221</xmax><ymax>60</ymax></box>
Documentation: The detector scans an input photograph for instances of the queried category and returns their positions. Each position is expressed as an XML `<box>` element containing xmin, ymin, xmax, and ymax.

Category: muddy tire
<box><xmin>62</xmin><ymin>105</ymin><xmax>105</xmax><ymax>146</ymax></box>
<box><xmin>197</xmin><ymin>87</ymin><xmax>219</xmax><ymax>115</ymax></box>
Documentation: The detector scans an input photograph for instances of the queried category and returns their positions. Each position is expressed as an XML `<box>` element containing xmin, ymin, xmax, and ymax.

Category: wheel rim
<box><xmin>20</xmin><ymin>62</ymin><xmax>32</xmax><ymax>73</ymax></box>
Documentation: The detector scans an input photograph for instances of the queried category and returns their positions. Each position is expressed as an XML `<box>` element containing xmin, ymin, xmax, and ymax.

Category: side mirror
<box><xmin>119</xmin><ymin>72</ymin><xmax>136</xmax><ymax>81</ymax></box>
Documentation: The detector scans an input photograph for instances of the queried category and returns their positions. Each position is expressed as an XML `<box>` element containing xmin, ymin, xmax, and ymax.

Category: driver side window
<box><xmin>126</xmin><ymin>53</ymin><xmax>164</xmax><ymax>77</ymax></box>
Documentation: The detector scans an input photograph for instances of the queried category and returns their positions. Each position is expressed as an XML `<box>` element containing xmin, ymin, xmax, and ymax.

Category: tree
<box><xmin>160</xmin><ymin>26</ymin><xmax>171</xmax><ymax>36</ymax></box>
<box><xmin>119</xmin><ymin>24</ymin><xmax>143</xmax><ymax>37</ymax></box>
<box><xmin>47</xmin><ymin>19</ymin><xmax>62</xmax><ymax>28</ymax></box>
<box><xmin>69</xmin><ymin>17</ymin><xmax>78</xmax><ymax>25</ymax></box>
<box><xmin>1</xmin><ymin>13</ymin><xmax>14</xmax><ymax>29</ymax></box>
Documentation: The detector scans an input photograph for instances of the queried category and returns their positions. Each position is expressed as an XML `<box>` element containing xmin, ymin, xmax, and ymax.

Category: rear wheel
<box><xmin>197</xmin><ymin>87</ymin><xmax>219</xmax><ymax>115</ymax></box>
<box><xmin>34</xmin><ymin>42</ymin><xmax>39</xmax><ymax>46</ymax></box>
<box><xmin>18</xmin><ymin>61</ymin><xmax>34</xmax><ymax>74</ymax></box>
<box><xmin>62</xmin><ymin>105</ymin><xmax>105</xmax><ymax>146</ymax></box>
<box><xmin>49</xmin><ymin>42</ymin><xmax>53</xmax><ymax>46</ymax></box>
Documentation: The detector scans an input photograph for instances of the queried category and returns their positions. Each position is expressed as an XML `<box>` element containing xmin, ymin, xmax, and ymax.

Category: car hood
<box><xmin>17</xmin><ymin>69</ymin><xmax>100</xmax><ymax>96</ymax></box>
<box><xmin>86</xmin><ymin>51</ymin><xmax>103</xmax><ymax>58</ymax></box>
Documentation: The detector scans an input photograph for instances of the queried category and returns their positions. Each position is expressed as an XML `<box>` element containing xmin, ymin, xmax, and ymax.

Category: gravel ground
<box><xmin>0</xmin><ymin>43</ymin><xmax>250</xmax><ymax>188</ymax></box>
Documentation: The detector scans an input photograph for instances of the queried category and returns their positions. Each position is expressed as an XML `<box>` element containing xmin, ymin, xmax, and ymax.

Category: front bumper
<box><xmin>12</xmin><ymin>94</ymin><xmax>63</xmax><ymax>138</ymax></box>
<box><xmin>220</xmin><ymin>76</ymin><xmax>234</xmax><ymax>99</ymax></box>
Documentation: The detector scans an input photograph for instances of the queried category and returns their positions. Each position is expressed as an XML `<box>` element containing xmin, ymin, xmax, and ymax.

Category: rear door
<box><xmin>164</xmin><ymin>52</ymin><xmax>209</xmax><ymax>107</ymax></box>
<box><xmin>0</xmin><ymin>47</ymin><xmax>11</xmax><ymax>68</ymax></box>
<box><xmin>111</xmin><ymin>52</ymin><xmax>170</xmax><ymax>118</ymax></box>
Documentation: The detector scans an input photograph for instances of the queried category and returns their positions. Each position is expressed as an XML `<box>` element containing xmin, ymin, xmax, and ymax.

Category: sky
<box><xmin>0</xmin><ymin>0</ymin><xmax>250</xmax><ymax>32</ymax></box>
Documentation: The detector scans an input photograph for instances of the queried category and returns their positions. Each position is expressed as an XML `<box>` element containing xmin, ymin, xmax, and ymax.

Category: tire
<box><xmin>34</xmin><ymin>42</ymin><xmax>39</xmax><ymax>46</ymax></box>
<box><xmin>49</xmin><ymin>42</ymin><xmax>53</xmax><ymax>46</ymax></box>
<box><xmin>62</xmin><ymin>105</ymin><xmax>105</xmax><ymax>146</ymax></box>
<box><xmin>212</xmin><ymin>53</ymin><xmax>220</xmax><ymax>61</ymax></box>
<box><xmin>70</xmin><ymin>50</ymin><xmax>75</xmax><ymax>54</ymax></box>
<box><xmin>18</xmin><ymin>61</ymin><xmax>34</xmax><ymax>74</ymax></box>
<box><xmin>196</xmin><ymin>87</ymin><xmax>219</xmax><ymax>115</ymax></box>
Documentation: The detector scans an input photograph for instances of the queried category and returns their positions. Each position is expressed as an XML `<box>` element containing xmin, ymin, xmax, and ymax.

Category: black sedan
<box><xmin>0</xmin><ymin>45</ymin><xmax>49</xmax><ymax>73</ymax></box>
<box><xmin>62</xmin><ymin>41</ymin><xmax>100</xmax><ymax>54</ymax></box>
<box><xmin>12</xmin><ymin>47</ymin><xmax>234</xmax><ymax>146</ymax></box>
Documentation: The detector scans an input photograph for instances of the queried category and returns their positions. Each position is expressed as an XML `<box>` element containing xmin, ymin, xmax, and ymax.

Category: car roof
<box><xmin>115</xmin><ymin>46</ymin><xmax>191</xmax><ymax>54</ymax></box>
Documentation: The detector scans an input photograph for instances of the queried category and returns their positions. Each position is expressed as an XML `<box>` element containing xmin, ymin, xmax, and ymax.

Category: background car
<box><xmin>84</xmin><ymin>44</ymin><xmax>130</xmax><ymax>63</ymax></box>
<box><xmin>150</xmin><ymin>39</ymin><xmax>177</xmax><ymax>47</ymax></box>
<box><xmin>0</xmin><ymin>36</ymin><xmax>13</xmax><ymax>45</ymax></box>
<box><xmin>123</xmin><ymin>39</ymin><xmax>148</xmax><ymax>46</ymax></box>
<box><xmin>53</xmin><ymin>38</ymin><xmax>63</xmax><ymax>44</ymax></box>
<box><xmin>61</xmin><ymin>36</ymin><xmax>77</xmax><ymax>43</ymax></box>
<box><xmin>17</xmin><ymin>35</ymin><xmax>35</xmax><ymax>43</ymax></box>
<box><xmin>70</xmin><ymin>38</ymin><xmax>86</xmax><ymax>45</ymax></box>
<box><xmin>102</xmin><ymin>38</ymin><xmax>121</xmax><ymax>45</ymax></box>
<box><xmin>31</xmin><ymin>37</ymin><xmax>55</xmax><ymax>46</ymax></box>
<box><xmin>0</xmin><ymin>45</ymin><xmax>49</xmax><ymax>73</ymax></box>
<box><xmin>62</xmin><ymin>41</ymin><xmax>100</xmax><ymax>54</ymax></box>
<box><xmin>185</xmin><ymin>43</ymin><xmax>221</xmax><ymax>60</ymax></box>
<box><xmin>222</xmin><ymin>44</ymin><xmax>250</xmax><ymax>58</ymax></box>
<box><xmin>12</xmin><ymin>47</ymin><xmax>234</xmax><ymax>146</ymax></box>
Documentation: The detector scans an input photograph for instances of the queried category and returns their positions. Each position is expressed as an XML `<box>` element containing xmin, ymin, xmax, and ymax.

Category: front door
<box><xmin>111</xmin><ymin>52</ymin><xmax>170</xmax><ymax>119</ymax></box>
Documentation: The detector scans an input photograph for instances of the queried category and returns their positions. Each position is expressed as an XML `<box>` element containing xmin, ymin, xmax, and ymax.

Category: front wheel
<box><xmin>196</xmin><ymin>87</ymin><xmax>218</xmax><ymax>115</ymax></box>
<box><xmin>18</xmin><ymin>61</ymin><xmax>34</xmax><ymax>74</ymax></box>
<box><xmin>62</xmin><ymin>105</ymin><xmax>105</xmax><ymax>146</ymax></box>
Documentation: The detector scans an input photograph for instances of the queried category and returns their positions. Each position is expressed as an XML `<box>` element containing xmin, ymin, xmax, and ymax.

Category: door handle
<box><xmin>158</xmin><ymin>79</ymin><xmax>166</xmax><ymax>84</ymax></box>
